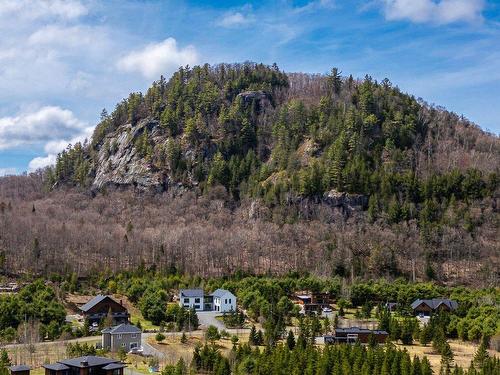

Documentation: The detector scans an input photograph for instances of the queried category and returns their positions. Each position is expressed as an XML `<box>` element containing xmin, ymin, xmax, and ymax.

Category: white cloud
<box><xmin>0</xmin><ymin>0</ymin><xmax>87</xmax><ymax>21</ymax></box>
<box><xmin>28</xmin><ymin>155</ymin><xmax>57</xmax><ymax>171</ymax></box>
<box><xmin>0</xmin><ymin>168</ymin><xmax>17</xmax><ymax>176</ymax></box>
<box><xmin>293</xmin><ymin>0</ymin><xmax>335</xmax><ymax>13</ymax></box>
<box><xmin>0</xmin><ymin>106</ymin><xmax>89</xmax><ymax>150</ymax></box>
<box><xmin>382</xmin><ymin>0</ymin><xmax>484</xmax><ymax>24</ymax></box>
<box><xmin>217</xmin><ymin>12</ymin><xmax>253</xmax><ymax>28</ymax></box>
<box><xmin>27</xmin><ymin>126</ymin><xmax>93</xmax><ymax>171</ymax></box>
<box><xmin>117</xmin><ymin>38</ymin><xmax>198</xmax><ymax>79</ymax></box>
<box><xmin>28</xmin><ymin>25</ymin><xmax>98</xmax><ymax>47</ymax></box>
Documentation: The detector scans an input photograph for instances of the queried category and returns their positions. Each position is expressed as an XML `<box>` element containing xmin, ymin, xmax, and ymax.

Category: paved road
<box><xmin>141</xmin><ymin>334</ymin><xmax>165</xmax><ymax>358</ymax></box>
<box><xmin>196</xmin><ymin>311</ymin><xmax>226</xmax><ymax>330</ymax></box>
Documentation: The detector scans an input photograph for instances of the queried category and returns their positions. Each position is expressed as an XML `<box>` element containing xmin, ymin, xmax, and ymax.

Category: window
<box><xmin>194</xmin><ymin>305</ymin><xmax>200</xmax><ymax>309</ymax></box>
<box><xmin>131</xmin><ymin>333</ymin><xmax>137</xmax><ymax>338</ymax></box>
<box><xmin>121</xmin><ymin>343</ymin><xmax>126</xmax><ymax>347</ymax></box>
<box><xmin>118</xmin><ymin>334</ymin><xmax>122</xmax><ymax>339</ymax></box>
<box><xmin>184</xmin><ymin>298</ymin><xmax>189</xmax><ymax>303</ymax></box>
<box><xmin>195</xmin><ymin>298</ymin><xmax>200</xmax><ymax>303</ymax></box>
<box><xmin>225</xmin><ymin>299</ymin><xmax>227</xmax><ymax>304</ymax></box>
<box><xmin>229</xmin><ymin>299</ymin><xmax>231</xmax><ymax>304</ymax></box>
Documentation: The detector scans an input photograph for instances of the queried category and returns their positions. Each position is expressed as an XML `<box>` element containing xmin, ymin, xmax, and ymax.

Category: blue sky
<box><xmin>0</xmin><ymin>0</ymin><xmax>499</xmax><ymax>174</ymax></box>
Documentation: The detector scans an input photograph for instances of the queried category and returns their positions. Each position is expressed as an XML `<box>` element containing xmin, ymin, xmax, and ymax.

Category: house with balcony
<box><xmin>179</xmin><ymin>289</ymin><xmax>205</xmax><ymax>311</ymax></box>
<box><xmin>178</xmin><ymin>288</ymin><xmax>237</xmax><ymax>312</ymax></box>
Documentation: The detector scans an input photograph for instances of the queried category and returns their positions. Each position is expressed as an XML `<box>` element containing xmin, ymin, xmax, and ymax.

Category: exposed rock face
<box><xmin>323</xmin><ymin>189</ymin><xmax>368</xmax><ymax>211</ymax></box>
<box><xmin>92</xmin><ymin>119</ymin><xmax>167</xmax><ymax>191</ymax></box>
<box><xmin>237</xmin><ymin>90</ymin><xmax>272</xmax><ymax>109</ymax></box>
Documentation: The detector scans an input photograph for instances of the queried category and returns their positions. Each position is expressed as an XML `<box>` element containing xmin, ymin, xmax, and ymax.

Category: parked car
<box><xmin>322</xmin><ymin>307</ymin><xmax>333</xmax><ymax>313</ymax></box>
<box><xmin>129</xmin><ymin>346</ymin><xmax>144</xmax><ymax>355</ymax></box>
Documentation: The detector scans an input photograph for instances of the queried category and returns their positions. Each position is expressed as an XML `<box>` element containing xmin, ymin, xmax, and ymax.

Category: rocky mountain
<box><xmin>1</xmin><ymin>62</ymin><xmax>498</xmax><ymax>284</ymax></box>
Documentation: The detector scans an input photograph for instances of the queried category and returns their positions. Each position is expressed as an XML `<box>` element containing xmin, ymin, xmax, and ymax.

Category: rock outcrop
<box><xmin>237</xmin><ymin>90</ymin><xmax>272</xmax><ymax>110</ymax></box>
<box><xmin>92</xmin><ymin>119</ymin><xmax>167</xmax><ymax>191</ymax></box>
<box><xmin>323</xmin><ymin>189</ymin><xmax>368</xmax><ymax>211</ymax></box>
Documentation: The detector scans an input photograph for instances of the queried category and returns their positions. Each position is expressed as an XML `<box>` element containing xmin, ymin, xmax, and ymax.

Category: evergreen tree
<box><xmin>472</xmin><ymin>336</ymin><xmax>489</xmax><ymax>370</ymax></box>
<box><xmin>286</xmin><ymin>330</ymin><xmax>296</xmax><ymax>350</ymax></box>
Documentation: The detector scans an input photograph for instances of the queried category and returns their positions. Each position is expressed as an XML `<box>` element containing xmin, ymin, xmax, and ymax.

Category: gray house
<box><xmin>102</xmin><ymin>323</ymin><xmax>141</xmax><ymax>352</ymax></box>
<box><xmin>179</xmin><ymin>289</ymin><xmax>205</xmax><ymax>311</ymax></box>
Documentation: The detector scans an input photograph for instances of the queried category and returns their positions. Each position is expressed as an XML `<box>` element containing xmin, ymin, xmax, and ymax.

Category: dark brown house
<box><xmin>9</xmin><ymin>365</ymin><xmax>31</xmax><ymax>375</ymax></box>
<box><xmin>411</xmin><ymin>299</ymin><xmax>458</xmax><ymax>317</ymax></box>
<box><xmin>79</xmin><ymin>295</ymin><xmax>129</xmax><ymax>325</ymax></box>
<box><xmin>324</xmin><ymin>327</ymin><xmax>388</xmax><ymax>344</ymax></box>
<box><xmin>292</xmin><ymin>292</ymin><xmax>331</xmax><ymax>314</ymax></box>
<box><xmin>43</xmin><ymin>356</ymin><xmax>126</xmax><ymax>375</ymax></box>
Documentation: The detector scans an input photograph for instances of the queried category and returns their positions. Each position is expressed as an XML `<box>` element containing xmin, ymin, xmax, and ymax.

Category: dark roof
<box><xmin>411</xmin><ymin>299</ymin><xmax>458</xmax><ymax>310</ymax></box>
<box><xmin>9</xmin><ymin>365</ymin><xmax>31</xmax><ymax>372</ymax></box>
<box><xmin>42</xmin><ymin>364</ymin><xmax>70</xmax><ymax>371</ymax></box>
<box><xmin>179</xmin><ymin>289</ymin><xmax>204</xmax><ymax>298</ymax></box>
<box><xmin>79</xmin><ymin>295</ymin><xmax>116</xmax><ymax>312</ymax></box>
<box><xmin>211</xmin><ymin>289</ymin><xmax>235</xmax><ymax>298</ymax></box>
<box><xmin>102</xmin><ymin>323</ymin><xmax>141</xmax><ymax>335</ymax></box>
<box><xmin>335</xmin><ymin>327</ymin><xmax>388</xmax><ymax>335</ymax></box>
<box><xmin>102</xmin><ymin>363</ymin><xmax>126</xmax><ymax>370</ymax></box>
<box><xmin>58</xmin><ymin>356</ymin><xmax>119</xmax><ymax>368</ymax></box>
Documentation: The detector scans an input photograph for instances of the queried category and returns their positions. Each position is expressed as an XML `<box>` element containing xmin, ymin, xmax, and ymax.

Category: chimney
<box><xmin>120</xmin><ymin>299</ymin><xmax>123</xmax><ymax>306</ymax></box>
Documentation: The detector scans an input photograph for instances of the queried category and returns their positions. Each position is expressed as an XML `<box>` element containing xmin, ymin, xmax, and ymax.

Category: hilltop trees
<box><xmin>1</xmin><ymin>62</ymin><xmax>498</xmax><ymax>283</ymax></box>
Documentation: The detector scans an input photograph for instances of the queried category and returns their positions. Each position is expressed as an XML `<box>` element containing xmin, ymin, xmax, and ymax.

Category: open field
<box><xmin>146</xmin><ymin>331</ymin><xmax>251</xmax><ymax>367</ymax></box>
<box><xmin>395</xmin><ymin>339</ymin><xmax>497</xmax><ymax>373</ymax></box>
<box><xmin>5</xmin><ymin>337</ymin><xmax>101</xmax><ymax>369</ymax></box>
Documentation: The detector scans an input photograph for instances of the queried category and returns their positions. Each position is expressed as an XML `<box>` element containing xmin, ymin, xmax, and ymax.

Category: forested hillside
<box><xmin>0</xmin><ymin>63</ymin><xmax>498</xmax><ymax>284</ymax></box>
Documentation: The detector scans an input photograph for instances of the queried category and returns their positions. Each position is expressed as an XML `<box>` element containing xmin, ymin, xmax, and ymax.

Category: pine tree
<box><xmin>0</xmin><ymin>349</ymin><xmax>11</xmax><ymax>375</ymax></box>
<box><xmin>472</xmin><ymin>336</ymin><xmax>489</xmax><ymax>370</ymax></box>
<box><xmin>287</xmin><ymin>330</ymin><xmax>296</xmax><ymax>350</ymax></box>
<box><xmin>411</xmin><ymin>356</ymin><xmax>422</xmax><ymax>375</ymax></box>
<box><xmin>180</xmin><ymin>331</ymin><xmax>187</xmax><ymax>344</ymax></box>
<box><xmin>249</xmin><ymin>325</ymin><xmax>257</xmax><ymax>345</ymax></box>
<box><xmin>419</xmin><ymin>324</ymin><xmax>433</xmax><ymax>346</ymax></box>
<box><xmin>420</xmin><ymin>357</ymin><xmax>432</xmax><ymax>375</ymax></box>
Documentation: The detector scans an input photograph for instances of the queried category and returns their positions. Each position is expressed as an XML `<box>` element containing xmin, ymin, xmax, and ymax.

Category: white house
<box><xmin>179</xmin><ymin>289</ymin><xmax>205</xmax><ymax>311</ymax></box>
<box><xmin>211</xmin><ymin>289</ymin><xmax>237</xmax><ymax>312</ymax></box>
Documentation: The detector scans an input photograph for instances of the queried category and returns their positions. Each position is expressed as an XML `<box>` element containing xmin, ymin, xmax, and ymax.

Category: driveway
<box><xmin>196</xmin><ymin>311</ymin><xmax>226</xmax><ymax>330</ymax></box>
<box><xmin>141</xmin><ymin>333</ymin><xmax>165</xmax><ymax>358</ymax></box>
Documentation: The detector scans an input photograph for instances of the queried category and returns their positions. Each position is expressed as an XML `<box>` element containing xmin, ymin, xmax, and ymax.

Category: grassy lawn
<box><xmin>125</xmin><ymin>355</ymin><xmax>156</xmax><ymax>374</ymax></box>
<box><xmin>146</xmin><ymin>331</ymin><xmax>251</xmax><ymax>367</ymax></box>
<box><xmin>6</xmin><ymin>338</ymin><xmax>101</xmax><ymax>369</ymax></box>
<box><xmin>122</xmin><ymin>297</ymin><xmax>159</xmax><ymax>331</ymax></box>
<box><xmin>395</xmin><ymin>339</ymin><xmax>488</xmax><ymax>373</ymax></box>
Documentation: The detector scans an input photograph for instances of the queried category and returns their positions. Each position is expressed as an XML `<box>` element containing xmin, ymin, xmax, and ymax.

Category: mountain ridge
<box><xmin>0</xmin><ymin>62</ymin><xmax>498</xmax><ymax>285</ymax></box>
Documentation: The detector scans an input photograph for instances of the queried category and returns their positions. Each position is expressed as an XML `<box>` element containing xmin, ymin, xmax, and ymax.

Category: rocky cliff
<box><xmin>93</xmin><ymin>119</ymin><xmax>168</xmax><ymax>191</ymax></box>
